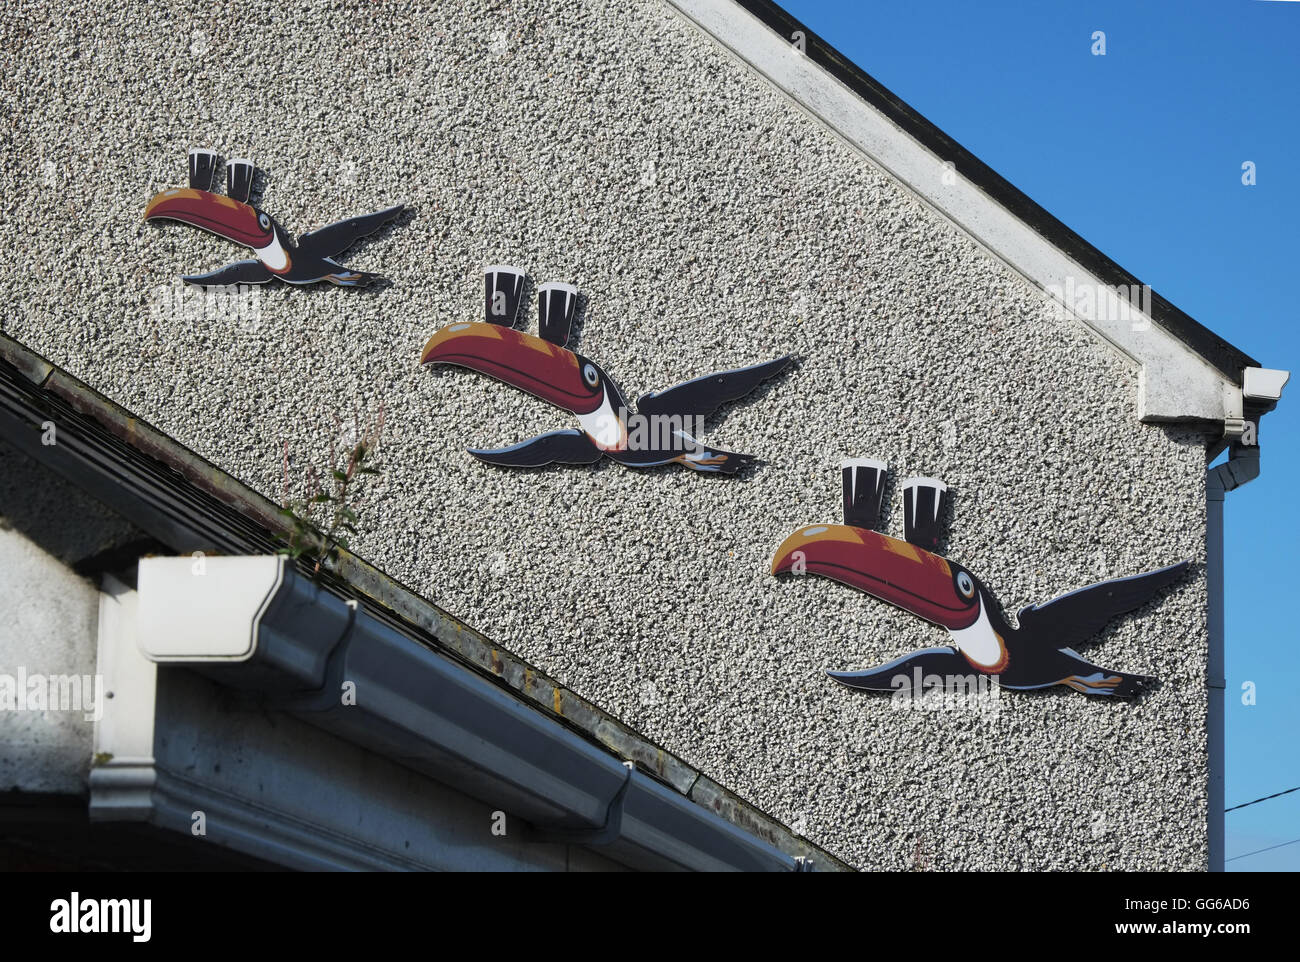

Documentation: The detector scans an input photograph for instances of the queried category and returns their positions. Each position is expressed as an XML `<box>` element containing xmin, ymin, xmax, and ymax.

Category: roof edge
<box><xmin>726</xmin><ymin>0</ymin><xmax>1258</xmax><ymax>381</ymax></box>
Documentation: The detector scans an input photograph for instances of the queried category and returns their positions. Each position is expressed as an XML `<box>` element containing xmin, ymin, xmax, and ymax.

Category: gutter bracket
<box><xmin>273</xmin><ymin>598</ymin><xmax>361</xmax><ymax>712</ymax></box>
<box><xmin>529</xmin><ymin>761</ymin><xmax>636</xmax><ymax>847</ymax></box>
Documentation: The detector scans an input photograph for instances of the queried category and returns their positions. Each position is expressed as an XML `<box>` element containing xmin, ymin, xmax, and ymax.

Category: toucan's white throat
<box><xmin>254</xmin><ymin>232</ymin><xmax>289</xmax><ymax>272</ymax></box>
<box><xmin>947</xmin><ymin>595</ymin><xmax>1006</xmax><ymax>670</ymax></box>
<box><xmin>576</xmin><ymin>391</ymin><xmax>625</xmax><ymax>450</ymax></box>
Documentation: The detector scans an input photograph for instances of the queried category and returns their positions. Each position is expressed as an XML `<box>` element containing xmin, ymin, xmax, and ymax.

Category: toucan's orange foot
<box><xmin>1061</xmin><ymin>675</ymin><xmax>1115</xmax><ymax>692</ymax></box>
<box><xmin>1059</xmin><ymin>673</ymin><xmax>1142</xmax><ymax>696</ymax></box>
<box><xmin>324</xmin><ymin>271</ymin><xmax>373</xmax><ymax>287</ymax></box>
<box><xmin>673</xmin><ymin>450</ymin><xmax>756</xmax><ymax>475</ymax></box>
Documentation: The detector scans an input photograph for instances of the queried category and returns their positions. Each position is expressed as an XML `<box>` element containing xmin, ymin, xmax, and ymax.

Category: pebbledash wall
<box><xmin>5</xmin><ymin>0</ymin><xmax>1215</xmax><ymax>869</ymax></box>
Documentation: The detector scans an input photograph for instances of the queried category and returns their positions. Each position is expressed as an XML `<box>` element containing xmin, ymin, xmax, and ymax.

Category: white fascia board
<box><xmin>667</xmin><ymin>0</ymin><xmax>1240</xmax><ymax>424</ymax></box>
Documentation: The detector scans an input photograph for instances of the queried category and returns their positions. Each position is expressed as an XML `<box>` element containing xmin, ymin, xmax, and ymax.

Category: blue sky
<box><xmin>779</xmin><ymin>0</ymin><xmax>1299</xmax><ymax>869</ymax></box>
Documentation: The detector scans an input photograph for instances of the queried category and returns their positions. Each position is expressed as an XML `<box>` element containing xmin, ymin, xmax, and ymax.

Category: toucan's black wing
<box><xmin>297</xmin><ymin>205</ymin><xmax>405</xmax><ymax>259</ymax></box>
<box><xmin>182</xmin><ymin>260</ymin><xmax>274</xmax><ymax>286</ymax></box>
<box><xmin>827</xmin><ymin>647</ymin><xmax>969</xmax><ymax>692</ymax></box>
<box><xmin>468</xmin><ymin>429</ymin><xmax>601</xmax><ymax>468</ymax></box>
<box><xmin>635</xmin><ymin>355</ymin><xmax>793</xmax><ymax>419</ymax></box>
<box><xmin>1015</xmin><ymin>561</ymin><xmax>1190</xmax><ymax>650</ymax></box>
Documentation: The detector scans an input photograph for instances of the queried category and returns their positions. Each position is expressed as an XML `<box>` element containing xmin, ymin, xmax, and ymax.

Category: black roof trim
<box><xmin>735</xmin><ymin>0</ymin><xmax>1258</xmax><ymax>380</ymax></box>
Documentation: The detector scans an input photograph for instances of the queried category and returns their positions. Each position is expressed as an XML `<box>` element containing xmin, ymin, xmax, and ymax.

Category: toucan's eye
<box><xmin>956</xmin><ymin>571</ymin><xmax>975</xmax><ymax>599</ymax></box>
<box><xmin>258</xmin><ymin>213</ymin><xmax>270</xmax><ymax>230</ymax></box>
<box><xmin>582</xmin><ymin>363</ymin><xmax>599</xmax><ymax>388</ymax></box>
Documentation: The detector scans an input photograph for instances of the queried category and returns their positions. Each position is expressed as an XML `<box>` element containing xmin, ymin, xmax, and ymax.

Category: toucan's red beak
<box><xmin>144</xmin><ymin>188</ymin><xmax>273</xmax><ymax>249</ymax></box>
<box><xmin>420</xmin><ymin>323</ymin><xmax>605</xmax><ymax>415</ymax></box>
<box><xmin>771</xmin><ymin>524</ymin><xmax>980</xmax><ymax>630</ymax></box>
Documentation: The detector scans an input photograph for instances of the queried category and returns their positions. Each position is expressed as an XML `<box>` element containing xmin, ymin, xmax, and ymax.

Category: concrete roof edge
<box><xmin>0</xmin><ymin>331</ymin><xmax>852</xmax><ymax>872</ymax></box>
<box><xmin>665</xmin><ymin>0</ymin><xmax>1266</xmax><ymax>425</ymax></box>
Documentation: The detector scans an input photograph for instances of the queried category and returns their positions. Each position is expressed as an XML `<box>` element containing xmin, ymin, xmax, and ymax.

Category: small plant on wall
<box><xmin>279</xmin><ymin>406</ymin><xmax>385</xmax><ymax>578</ymax></box>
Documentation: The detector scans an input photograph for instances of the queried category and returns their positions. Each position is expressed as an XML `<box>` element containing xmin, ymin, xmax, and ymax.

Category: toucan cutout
<box><xmin>771</xmin><ymin>459</ymin><xmax>1190</xmax><ymax>697</ymax></box>
<box><xmin>144</xmin><ymin>149</ymin><xmax>404</xmax><ymax>287</ymax></box>
<box><xmin>420</xmin><ymin>267</ymin><xmax>793</xmax><ymax>474</ymax></box>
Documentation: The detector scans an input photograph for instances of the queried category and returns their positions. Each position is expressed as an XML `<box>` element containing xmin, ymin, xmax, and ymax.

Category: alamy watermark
<box><xmin>587</xmin><ymin>409</ymin><xmax>708</xmax><ymax>452</ymax></box>
<box><xmin>889</xmin><ymin>667</ymin><xmax>1001</xmax><ymax>713</ymax></box>
<box><xmin>1044</xmin><ymin>276</ymin><xmax>1153</xmax><ymax>331</ymax></box>
<box><xmin>50</xmin><ymin>893</ymin><xmax>150</xmax><ymax>942</ymax></box>
<box><xmin>148</xmin><ymin>279</ymin><xmax>261</xmax><ymax>331</ymax></box>
<box><xmin>0</xmin><ymin>669</ymin><xmax>104</xmax><ymax>722</ymax></box>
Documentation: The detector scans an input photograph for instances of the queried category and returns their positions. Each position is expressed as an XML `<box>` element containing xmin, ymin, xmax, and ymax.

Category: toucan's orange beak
<box><xmin>144</xmin><ymin>188</ymin><xmax>273</xmax><ymax>249</ymax></box>
<box><xmin>771</xmin><ymin>524</ymin><xmax>981</xmax><ymax>630</ymax></box>
<box><xmin>420</xmin><ymin>322</ymin><xmax>605</xmax><ymax>415</ymax></box>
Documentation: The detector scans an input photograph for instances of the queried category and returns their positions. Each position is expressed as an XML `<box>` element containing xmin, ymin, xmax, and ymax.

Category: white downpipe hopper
<box><xmin>137</xmin><ymin>555</ymin><xmax>285</xmax><ymax>662</ymax></box>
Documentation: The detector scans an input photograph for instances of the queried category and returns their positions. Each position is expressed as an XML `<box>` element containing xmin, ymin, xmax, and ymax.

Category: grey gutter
<box><xmin>0</xmin><ymin>332</ymin><xmax>846</xmax><ymax>871</ymax></box>
<box><xmin>185</xmin><ymin>563</ymin><xmax>793</xmax><ymax>870</ymax></box>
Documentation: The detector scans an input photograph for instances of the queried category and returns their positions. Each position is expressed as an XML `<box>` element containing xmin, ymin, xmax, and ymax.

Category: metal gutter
<box><xmin>127</xmin><ymin>556</ymin><xmax>796</xmax><ymax>870</ymax></box>
<box><xmin>0</xmin><ymin>332</ymin><xmax>848</xmax><ymax>871</ymax></box>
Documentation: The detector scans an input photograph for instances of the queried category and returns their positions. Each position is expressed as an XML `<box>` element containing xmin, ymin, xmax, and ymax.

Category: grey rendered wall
<box><xmin>0</xmin><ymin>446</ymin><xmax>105</xmax><ymax>793</ymax></box>
<box><xmin>4</xmin><ymin>0</ymin><xmax>1210</xmax><ymax>868</ymax></box>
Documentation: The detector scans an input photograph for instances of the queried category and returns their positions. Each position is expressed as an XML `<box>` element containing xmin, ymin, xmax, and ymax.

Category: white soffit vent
<box><xmin>137</xmin><ymin>555</ymin><xmax>284</xmax><ymax>661</ymax></box>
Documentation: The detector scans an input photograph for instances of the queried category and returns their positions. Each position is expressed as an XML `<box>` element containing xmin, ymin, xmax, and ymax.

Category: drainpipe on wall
<box><xmin>1207</xmin><ymin>367</ymin><xmax>1288</xmax><ymax>872</ymax></box>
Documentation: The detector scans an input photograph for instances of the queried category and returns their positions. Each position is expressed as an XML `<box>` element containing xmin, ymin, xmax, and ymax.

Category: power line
<box><xmin>1226</xmin><ymin>836</ymin><xmax>1300</xmax><ymax>863</ymax></box>
<box><xmin>1226</xmin><ymin>784</ymin><xmax>1300</xmax><ymax>813</ymax></box>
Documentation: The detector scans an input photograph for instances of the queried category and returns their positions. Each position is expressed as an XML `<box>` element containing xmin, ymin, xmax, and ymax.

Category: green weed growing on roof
<box><xmin>279</xmin><ymin>405</ymin><xmax>385</xmax><ymax>579</ymax></box>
